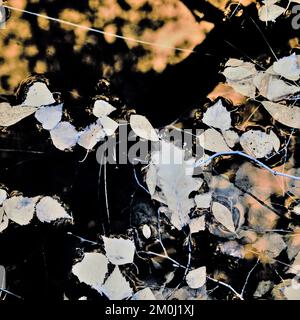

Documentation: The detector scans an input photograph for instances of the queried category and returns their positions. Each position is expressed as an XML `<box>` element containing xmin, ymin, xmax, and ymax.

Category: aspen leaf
<box><xmin>272</xmin><ymin>54</ymin><xmax>300</xmax><ymax>81</ymax></box>
<box><xmin>259</xmin><ymin>2</ymin><xmax>285</xmax><ymax>22</ymax></box>
<box><xmin>72</xmin><ymin>252</ymin><xmax>109</xmax><ymax>293</ymax></box>
<box><xmin>50</xmin><ymin>121</ymin><xmax>79</xmax><ymax>151</ymax></box>
<box><xmin>142</xmin><ymin>224</ymin><xmax>152</xmax><ymax>239</ymax></box>
<box><xmin>101</xmin><ymin>266</ymin><xmax>133</xmax><ymax>300</ymax></box>
<box><xmin>3</xmin><ymin>196</ymin><xmax>40</xmax><ymax>226</ymax></box>
<box><xmin>35</xmin><ymin>104</ymin><xmax>63</xmax><ymax>130</ymax></box>
<box><xmin>195</xmin><ymin>192</ymin><xmax>212</xmax><ymax>209</ymax></box>
<box><xmin>186</xmin><ymin>266</ymin><xmax>206</xmax><ymax>289</ymax></box>
<box><xmin>130</xmin><ymin>115</ymin><xmax>159</xmax><ymax>142</ymax></box>
<box><xmin>21</xmin><ymin>82</ymin><xmax>55</xmax><ymax>107</ymax></box>
<box><xmin>262</xmin><ymin>101</ymin><xmax>300</xmax><ymax>129</ymax></box>
<box><xmin>78</xmin><ymin>122</ymin><xmax>106</xmax><ymax>150</ymax></box>
<box><xmin>0</xmin><ymin>102</ymin><xmax>37</xmax><ymax>127</ymax></box>
<box><xmin>97</xmin><ymin>116</ymin><xmax>119</xmax><ymax>136</ymax></box>
<box><xmin>198</xmin><ymin>128</ymin><xmax>231</xmax><ymax>152</ymax></box>
<box><xmin>189</xmin><ymin>215</ymin><xmax>206</xmax><ymax>233</ymax></box>
<box><xmin>93</xmin><ymin>100</ymin><xmax>116</xmax><ymax>117</ymax></box>
<box><xmin>211</xmin><ymin>202</ymin><xmax>236</xmax><ymax>233</ymax></box>
<box><xmin>0</xmin><ymin>189</ymin><xmax>7</xmax><ymax>206</ymax></box>
<box><xmin>36</xmin><ymin>197</ymin><xmax>72</xmax><ymax>223</ymax></box>
<box><xmin>102</xmin><ymin>236</ymin><xmax>135</xmax><ymax>265</ymax></box>
<box><xmin>202</xmin><ymin>100</ymin><xmax>232</xmax><ymax>131</ymax></box>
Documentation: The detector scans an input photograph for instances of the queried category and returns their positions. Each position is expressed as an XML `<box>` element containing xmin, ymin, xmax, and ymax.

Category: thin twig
<box><xmin>207</xmin><ymin>276</ymin><xmax>244</xmax><ymax>300</ymax></box>
<box><xmin>241</xmin><ymin>258</ymin><xmax>260</xmax><ymax>297</ymax></box>
<box><xmin>0</xmin><ymin>288</ymin><xmax>23</xmax><ymax>300</ymax></box>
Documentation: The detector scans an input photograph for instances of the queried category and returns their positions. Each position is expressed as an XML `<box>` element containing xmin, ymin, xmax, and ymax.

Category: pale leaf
<box><xmin>0</xmin><ymin>208</ymin><xmax>8</xmax><ymax>233</ymax></box>
<box><xmin>272</xmin><ymin>54</ymin><xmax>300</xmax><ymax>81</ymax></box>
<box><xmin>97</xmin><ymin>116</ymin><xmax>119</xmax><ymax>136</ymax></box>
<box><xmin>262</xmin><ymin>101</ymin><xmax>300</xmax><ymax>129</ymax></box>
<box><xmin>50</xmin><ymin>121</ymin><xmax>79</xmax><ymax>151</ymax></box>
<box><xmin>202</xmin><ymin>100</ymin><xmax>232</xmax><ymax>131</ymax></box>
<box><xmin>3</xmin><ymin>196</ymin><xmax>40</xmax><ymax>226</ymax></box>
<box><xmin>142</xmin><ymin>224</ymin><xmax>152</xmax><ymax>239</ymax></box>
<box><xmin>78</xmin><ymin>122</ymin><xmax>106</xmax><ymax>150</ymax></box>
<box><xmin>259</xmin><ymin>4</ymin><xmax>285</xmax><ymax>22</ymax></box>
<box><xmin>21</xmin><ymin>82</ymin><xmax>55</xmax><ymax>107</ymax></box>
<box><xmin>36</xmin><ymin>197</ymin><xmax>72</xmax><ymax>223</ymax></box>
<box><xmin>93</xmin><ymin>100</ymin><xmax>116</xmax><ymax>117</ymax></box>
<box><xmin>254</xmin><ymin>281</ymin><xmax>273</xmax><ymax>298</ymax></box>
<box><xmin>223</xmin><ymin>130</ymin><xmax>239</xmax><ymax>148</ymax></box>
<box><xmin>101</xmin><ymin>266</ymin><xmax>133</xmax><ymax>300</ymax></box>
<box><xmin>130</xmin><ymin>115</ymin><xmax>159</xmax><ymax>142</ymax></box>
<box><xmin>252</xmin><ymin>233</ymin><xmax>286</xmax><ymax>259</ymax></box>
<box><xmin>195</xmin><ymin>192</ymin><xmax>212</xmax><ymax>209</ymax></box>
<box><xmin>284</xmin><ymin>285</ymin><xmax>300</xmax><ymax>300</ymax></box>
<box><xmin>72</xmin><ymin>252</ymin><xmax>109</xmax><ymax>292</ymax></box>
<box><xmin>132</xmin><ymin>288</ymin><xmax>156</xmax><ymax>300</ymax></box>
<box><xmin>146</xmin><ymin>164</ymin><xmax>157</xmax><ymax>196</ymax></box>
<box><xmin>0</xmin><ymin>102</ymin><xmax>37</xmax><ymax>127</ymax></box>
<box><xmin>102</xmin><ymin>236</ymin><xmax>135</xmax><ymax>265</ymax></box>
<box><xmin>198</xmin><ymin>128</ymin><xmax>231</xmax><ymax>152</ymax></box>
<box><xmin>240</xmin><ymin>129</ymin><xmax>280</xmax><ymax>158</ymax></box>
<box><xmin>211</xmin><ymin>202</ymin><xmax>235</xmax><ymax>233</ymax></box>
<box><xmin>186</xmin><ymin>266</ymin><xmax>206</xmax><ymax>289</ymax></box>
<box><xmin>35</xmin><ymin>104</ymin><xmax>63</xmax><ymax>130</ymax></box>
<box><xmin>189</xmin><ymin>215</ymin><xmax>206</xmax><ymax>234</ymax></box>
<box><xmin>0</xmin><ymin>189</ymin><xmax>7</xmax><ymax>206</ymax></box>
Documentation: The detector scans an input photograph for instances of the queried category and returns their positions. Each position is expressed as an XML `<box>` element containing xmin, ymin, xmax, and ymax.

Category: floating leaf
<box><xmin>0</xmin><ymin>102</ymin><xmax>37</xmax><ymax>127</ymax></box>
<box><xmin>240</xmin><ymin>129</ymin><xmax>280</xmax><ymax>158</ymax></box>
<box><xmin>252</xmin><ymin>233</ymin><xmax>286</xmax><ymax>260</ymax></box>
<box><xmin>142</xmin><ymin>224</ymin><xmax>152</xmax><ymax>239</ymax></box>
<box><xmin>259</xmin><ymin>1</ymin><xmax>285</xmax><ymax>22</ymax></box>
<box><xmin>211</xmin><ymin>202</ymin><xmax>235</xmax><ymax>233</ymax></box>
<box><xmin>186</xmin><ymin>266</ymin><xmax>206</xmax><ymax>289</ymax></box>
<box><xmin>36</xmin><ymin>197</ymin><xmax>72</xmax><ymax>223</ymax></box>
<box><xmin>198</xmin><ymin>128</ymin><xmax>231</xmax><ymax>152</ymax></box>
<box><xmin>272</xmin><ymin>54</ymin><xmax>300</xmax><ymax>81</ymax></box>
<box><xmin>223</xmin><ymin>130</ymin><xmax>239</xmax><ymax>148</ymax></box>
<box><xmin>50</xmin><ymin>121</ymin><xmax>79</xmax><ymax>151</ymax></box>
<box><xmin>93</xmin><ymin>100</ymin><xmax>116</xmax><ymax>117</ymax></box>
<box><xmin>72</xmin><ymin>252</ymin><xmax>109</xmax><ymax>293</ymax></box>
<box><xmin>262</xmin><ymin>101</ymin><xmax>300</xmax><ymax>129</ymax></box>
<box><xmin>195</xmin><ymin>192</ymin><xmax>212</xmax><ymax>209</ymax></box>
<box><xmin>3</xmin><ymin>196</ymin><xmax>40</xmax><ymax>226</ymax></box>
<box><xmin>21</xmin><ymin>82</ymin><xmax>55</xmax><ymax>107</ymax></box>
<box><xmin>132</xmin><ymin>288</ymin><xmax>156</xmax><ymax>300</ymax></box>
<box><xmin>189</xmin><ymin>215</ymin><xmax>206</xmax><ymax>234</ymax></box>
<box><xmin>0</xmin><ymin>189</ymin><xmax>7</xmax><ymax>206</ymax></box>
<box><xmin>202</xmin><ymin>100</ymin><xmax>232</xmax><ymax>131</ymax></box>
<box><xmin>102</xmin><ymin>236</ymin><xmax>135</xmax><ymax>265</ymax></box>
<box><xmin>97</xmin><ymin>116</ymin><xmax>119</xmax><ymax>136</ymax></box>
<box><xmin>78</xmin><ymin>122</ymin><xmax>106</xmax><ymax>150</ymax></box>
<box><xmin>35</xmin><ymin>104</ymin><xmax>63</xmax><ymax>130</ymax></box>
<box><xmin>101</xmin><ymin>266</ymin><xmax>133</xmax><ymax>300</ymax></box>
<box><xmin>146</xmin><ymin>164</ymin><xmax>157</xmax><ymax>196</ymax></box>
<box><xmin>130</xmin><ymin>114</ymin><xmax>159</xmax><ymax>142</ymax></box>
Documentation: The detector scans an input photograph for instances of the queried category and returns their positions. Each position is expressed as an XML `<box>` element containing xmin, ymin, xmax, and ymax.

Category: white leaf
<box><xmin>3</xmin><ymin>196</ymin><xmax>40</xmax><ymax>225</ymax></box>
<box><xmin>101</xmin><ymin>266</ymin><xmax>133</xmax><ymax>300</ymax></box>
<box><xmin>252</xmin><ymin>233</ymin><xmax>286</xmax><ymax>259</ymax></box>
<box><xmin>102</xmin><ymin>236</ymin><xmax>135</xmax><ymax>265</ymax></box>
<box><xmin>0</xmin><ymin>189</ymin><xmax>7</xmax><ymax>206</ymax></box>
<box><xmin>288</xmin><ymin>251</ymin><xmax>300</xmax><ymax>274</ymax></box>
<box><xmin>284</xmin><ymin>285</ymin><xmax>300</xmax><ymax>300</ymax></box>
<box><xmin>198</xmin><ymin>128</ymin><xmax>231</xmax><ymax>152</ymax></box>
<box><xmin>50</xmin><ymin>121</ymin><xmax>79</xmax><ymax>151</ymax></box>
<box><xmin>195</xmin><ymin>192</ymin><xmax>212</xmax><ymax>209</ymax></box>
<box><xmin>132</xmin><ymin>288</ymin><xmax>156</xmax><ymax>300</ymax></box>
<box><xmin>78</xmin><ymin>122</ymin><xmax>106</xmax><ymax>150</ymax></box>
<box><xmin>223</xmin><ymin>130</ymin><xmax>239</xmax><ymax>148</ymax></box>
<box><xmin>240</xmin><ymin>129</ymin><xmax>280</xmax><ymax>158</ymax></box>
<box><xmin>21</xmin><ymin>82</ymin><xmax>55</xmax><ymax>107</ymax></box>
<box><xmin>189</xmin><ymin>215</ymin><xmax>206</xmax><ymax>234</ymax></box>
<box><xmin>212</xmin><ymin>202</ymin><xmax>235</xmax><ymax>233</ymax></box>
<box><xmin>142</xmin><ymin>224</ymin><xmax>152</xmax><ymax>239</ymax></box>
<box><xmin>0</xmin><ymin>102</ymin><xmax>37</xmax><ymax>127</ymax></box>
<box><xmin>0</xmin><ymin>208</ymin><xmax>9</xmax><ymax>233</ymax></box>
<box><xmin>186</xmin><ymin>266</ymin><xmax>206</xmax><ymax>289</ymax></box>
<box><xmin>254</xmin><ymin>73</ymin><xmax>299</xmax><ymax>101</ymax></box>
<box><xmin>97</xmin><ymin>116</ymin><xmax>119</xmax><ymax>136</ymax></box>
<box><xmin>93</xmin><ymin>100</ymin><xmax>116</xmax><ymax>117</ymax></box>
<box><xmin>202</xmin><ymin>100</ymin><xmax>232</xmax><ymax>131</ymax></box>
<box><xmin>36</xmin><ymin>196</ymin><xmax>72</xmax><ymax>223</ymax></box>
<box><xmin>149</xmin><ymin>141</ymin><xmax>203</xmax><ymax>230</ymax></box>
<box><xmin>262</xmin><ymin>101</ymin><xmax>300</xmax><ymax>129</ymax></box>
<box><xmin>259</xmin><ymin>4</ymin><xmax>285</xmax><ymax>22</ymax></box>
<box><xmin>146</xmin><ymin>164</ymin><xmax>157</xmax><ymax>196</ymax></box>
<box><xmin>130</xmin><ymin>115</ymin><xmax>159</xmax><ymax>142</ymax></box>
<box><xmin>72</xmin><ymin>252</ymin><xmax>109</xmax><ymax>293</ymax></box>
<box><xmin>35</xmin><ymin>104</ymin><xmax>63</xmax><ymax>130</ymax></box>
<box><xmin>272</xmin><ymin>54</ymin><xmax>300</xmax><ymax>81</ymax></box>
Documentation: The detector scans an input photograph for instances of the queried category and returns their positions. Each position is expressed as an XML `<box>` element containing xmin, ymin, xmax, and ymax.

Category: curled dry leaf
<box><xmin>211</xmin><ymin>202</ymin><xmax>236</xmax><ymax>233</ymax></box>
<box><xmin>202</xmin><ymin>100</ymin><xmax>232</xmax><ymax>131</ymax></box>
<box><xmin>72</xmin><ymin>252</ymin><xmax>109</xmax><ymax>293</ymax></box>
<box><xmin>21</xmin><ymin>82</ymin><xmax>55</xmax><ymax>107</ymax></box>
<box><xmin>35</xmin><ymin>104</ymin><xmax>63</xmax><ymax>130</ymax></box>
<box><xmin>240</xmin><ymin>129</ymin><xmax>280</xmax><ymax>158</ymax></box>
<box><xmin>186</xmin><ymin>266</ymin><xmax>206</xmax><ymax>289</ymax></box>
<box><xmin>262</xmin><ymin>101</ymin><xmax>300</xmax><ymax>129</ymax></box>
<box><xmin>3</xmin><ymin>196</ymin><xmax>40</xmax><ymax>226</ymax></box>
<box><xmin>0</xmin><ymin>102</ymin><xmax>37</xmax><ymax>127</ymax></box>
<box><xmin>102</xmin><ymin>236</ymin><xmax>136</xmax><ymax>265</ymax></box>
<box><xmin>131</xmin><ymin>288</ymin><xmax>156</xmax><ymax>300</ymax></box>
<box><xmin>50</xmin><ymin>121</ymin><xmax>79</xmax><ymax>151</ymax></box>
<box><xmin>93</xmin><ymin>100</ymin><xmax>116</xmax><ymax>117</ymax></box>
<box><xmin>130</xmin><ymin>114</ymin><xmax>159</xmax><ymax>142</ymax></box>
<box><xmin>198</xmin><ymin>128</ymin><xmax>231</xmax><ymax>152</ymax></box>
<box><xmin>101</xmin><ymin>266</ymin><xmax>133</xmax><ymax>300</ymax></box>
<box><xmin>35</xmin><ymin>196</ymin><xmax>72</xmax><ymax>223</ymax></box>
